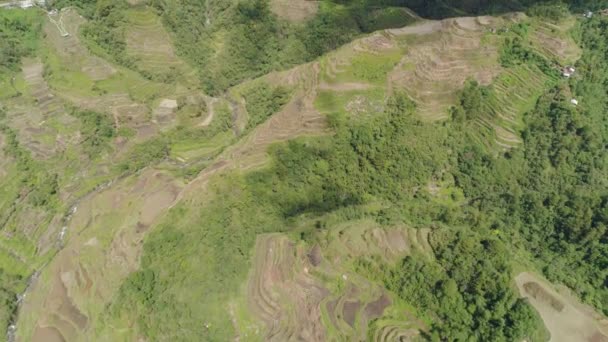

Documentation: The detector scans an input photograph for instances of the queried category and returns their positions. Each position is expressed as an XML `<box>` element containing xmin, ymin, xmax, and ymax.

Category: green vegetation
<box><xmin>379</xmin><ymin>231</ymin><xmax>545</xmax><ymax>341</ymax></box>
<box><xmin>69</xmin><ymin>108</ymin><xmax>116</xmax><ymax>158</ymax></box>
<box><xmin>79</xmin><ymin>0</ymin><xmax>133</xmax><ymax>66</ymax></box>
<box><xmin>0</xmin><ymin>110</ymin><xmax>58</xmax><ymax>209</ymax></box>
<box><xmin>104</xmin><ymin>8</ymin><xmax>608</xmax><ymax>340</ymax></box>
<box><xmin>241</xmin><ymin>82</ymin><xmax>290</xmax><ymax>129</ymax></box>
<box><xmin>2</xmin><ymin>0</ymin><xmax>608</xmax><ymax>340</ymax></box>
<box><xmin>148</xmin><ymin>0</ymin><xmax>416</xmax><ymax>95</ymax></box>
<box><xmin>110</xmin><ymin>175</ymin><xmax>283</xmax><ymax>341</ymax></box>
<box><xmin>117</xmin><ymin>137</ymin><xmax>169</xmax><ymax>173</ymax></box>
<box><xmin>0</xmin><ymin>9</ymin><xmax>42</xmax><ymax>72</ymax></box>
<box><xmin>0</xmin><ymin>270</ymin><xmax>22</xmax><ymax>337</ymax></box>
<box><xmin>500</xmin><ymin>23</ymin><xmax>559</xmax><ymax>77</ymax></box>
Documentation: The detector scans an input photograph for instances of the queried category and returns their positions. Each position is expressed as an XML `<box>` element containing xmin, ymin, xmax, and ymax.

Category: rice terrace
<box><xmin>0</xmin><ymin>0</ymin><xmax>608</xmax><ymax>341</ymax></box>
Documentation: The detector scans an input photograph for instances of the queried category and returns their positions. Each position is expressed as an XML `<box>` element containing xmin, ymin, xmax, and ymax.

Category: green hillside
<box><xmin>0</xmin><ymin>0</ymin><xmax>607</xmax><ymax>341</ymax></box>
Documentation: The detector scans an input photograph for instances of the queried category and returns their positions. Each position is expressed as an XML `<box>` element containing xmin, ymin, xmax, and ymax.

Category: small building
<box><xmin>571</xmin><ymin>99</ymin><xmax>579</xmax><ymax>106</ymax></box>
<box><xmin>18</xmin><ymin>0</ymin><xmax>34</xmax><ymax>8</ymax></box>
<box><xmin>563</xmin><ymin>66</ymin><xmax>576</xmax><ymax>78</ymax></box>
<box><xmin>584</xmin><ymin>11</ymin><xmax>593</xmax><ymax>19</ymax></box>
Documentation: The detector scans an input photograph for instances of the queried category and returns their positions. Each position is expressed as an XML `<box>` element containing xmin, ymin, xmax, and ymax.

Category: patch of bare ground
<box><xmin>388</xmin><ymin>17</ymin><xmax>504</xmax><ymax>121</ymax></box>
<box><xmin>199</xmin><ymin>97</ymin><xmax>218</xmax><ymax>127</ymax></box>
<box><xmin>31</xmin><ymin>326</ymin><xmax>65</xmax><ymax>342</ymax></box>
<box><xmin>364</xmin><ymin>293</ymin><xmax>391</xmax><ymax>320</ymax></box>
<box><xmin>270</xmin><ymin>0</ymin><xmax>319</xmax><ymax>22</ymax></box>
<box><xmin>516</xmin><ymin>272</ymin><xmax>608</xmax><ymax>342</ymax></box>
<box><xmin>321</xmin><ymin>221</ymin><xmax>432</xmax><ymax>265</ymax></box>
<box><xmin>152</xmin><ymin>98</ymin><xmax>178</xmax><ymax>128</ymax></box>
<box><xmin>22</xmin><ymin>58</ymin><xmax>64</xmax><ymax>118</ymax></box>
<box><xmin>19</xmin><ymin>170</ymin><xmax>183</xmax><ymax>341</ymax></box>
<box><xmin>247</xmin><ymin>234</ymin><xmax>329</xmax><ymax>341</ymax></box>
<box><xmin>318</xmin><ymin>82</ymin><xmax>372</xmax><ymax>91</ymax></box>
<box><xmin>352</xmin><ymin>31</ymin><xmax>397</xmax><ymax>54</ymax></box>
<box><xmin>45</xmin><ymin>9</ymin><xmax>116</xmax><ymax>81</ymax></box>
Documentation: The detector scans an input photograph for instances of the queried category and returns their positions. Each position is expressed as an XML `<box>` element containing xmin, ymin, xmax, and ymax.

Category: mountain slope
<box><xmin>0</xmin><ymin>1</ymin><xmax>607</xmax><ymax>342</ymax></box>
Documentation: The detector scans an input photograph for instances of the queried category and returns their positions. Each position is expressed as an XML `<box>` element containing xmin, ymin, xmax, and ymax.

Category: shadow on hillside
<box><xmin>382</xmin><ymin>0</ymin><xmax>604</xmax><ymax>19</ymax></box>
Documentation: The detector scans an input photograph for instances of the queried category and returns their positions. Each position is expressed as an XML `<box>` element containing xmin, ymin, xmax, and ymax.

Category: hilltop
<box><xmin>0</xmin><ymin>1</ymin><xmax>607</xmax><ymax>341</ymax></box>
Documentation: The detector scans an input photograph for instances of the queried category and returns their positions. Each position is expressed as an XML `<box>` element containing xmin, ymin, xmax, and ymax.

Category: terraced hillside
<box><xmin>1</xmin><ymin>1</ymin><xmax>608</xmax><ymax>342</ymax></box>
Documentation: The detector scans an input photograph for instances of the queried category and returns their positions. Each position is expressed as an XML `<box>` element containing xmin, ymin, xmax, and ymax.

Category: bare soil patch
<box><xmin>307</xmin><ymin>244</ymin><xmax>322</xmax><ymax>267</ymax></box>
<box><xmin>22</xmin><ymin>58</ymin><xmax>64</xmax><ymax>118</ymax></box>
<box><xmin>270</xmin><ymin>0</ymin><xmax>319</xmax><ymax>22</ymax></box>
<box><xmin>153</xmin><ymin>98</ymin><xmax>178</xmax><ymax>127</ymax></box>
<box><xmin>318</xmin><ymin>82</ymin><xmax>372</xmax><ymax>91</ymax></box>
<box><xmin>247</xmin><ymin>234</ymin><xmax>329</xmax><ymax>341</ymax></box>
<box><xmin>343</xmin><ymin>300</ymin><xmax>361</xmax><ymax>327</ymax></box>
<box><xmin>364</xmin><ymin>293</ymin><xmax>391</xmax><ymax>319</ymax></box>
<box><xmin>31</xmin><ymin>326</ymin><xmax>65</xmax><ymax>342</ymax></box>
<box><xmin>516</xmin><ymin>272</ymin><xmax>608</xmax><ymax>342</ymax></box>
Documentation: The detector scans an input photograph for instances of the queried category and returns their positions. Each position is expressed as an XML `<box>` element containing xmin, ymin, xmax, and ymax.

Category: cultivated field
<box><xmin>516</xmin><ymin>272</ymin><xmax>608</xmax><ymax>342</ymax></box>
<box><xmin>125</xmin><ymin>8</ymin><xmax>194</xmax><ymax>78</ymax></box>
<box><xmin>270</xmin><ymin>0</ymin><xmax>319</xmax><ymax>22</ymax></box>
<box><xmin>18</xmin><ymin>170</ymin><xmax>183</xmax><ymax>342</ymax></box>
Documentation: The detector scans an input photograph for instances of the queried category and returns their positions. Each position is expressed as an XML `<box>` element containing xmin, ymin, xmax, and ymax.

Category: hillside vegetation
<box><xmin>0</xmin><ymin>0</ymin><xmax>607</xmax><ymax>341</ymax></box>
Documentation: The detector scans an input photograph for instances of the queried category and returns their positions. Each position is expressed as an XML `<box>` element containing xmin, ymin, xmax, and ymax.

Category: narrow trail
<box><xmin>199</xmin><ymin>98</ymin><xmax>218</xmax><ymax>127</ymax></box>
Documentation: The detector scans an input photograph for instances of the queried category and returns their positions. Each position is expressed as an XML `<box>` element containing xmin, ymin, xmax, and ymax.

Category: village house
<box><xmin>563</xmin><ymin>66</ymin><xmax>575</xmax><ymax>78</ymax></box>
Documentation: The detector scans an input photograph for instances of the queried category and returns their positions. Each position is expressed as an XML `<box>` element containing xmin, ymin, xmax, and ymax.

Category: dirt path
<box><xmin>387</xmin><ymin>20</ymin><xmax>442</xmax><ymax>36</ymax></box>
<box><xmin>516</xmin><ymin>272</ymin><xmax>608</xmax><ymax>342</ymax></box>
<box><xmin>199</xmin><ymin>97</ymin><xmax>218</xmax><ymax>127</ymax></box>
<box><xmin>318</xmin><ymin>82</ymin><xmax>372</xmax><ymax>91</ymax></box>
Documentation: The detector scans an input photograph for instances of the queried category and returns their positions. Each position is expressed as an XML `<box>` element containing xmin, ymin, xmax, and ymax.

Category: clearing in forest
<box><xmin>270</xmin><ymin>0</ymin><xmax>319</xmax><ymax>22</ymax></box>
<box><xmin>516</xmin><ymin>272</ymin><xmax>608</xmax><ymax>342</ymax></box>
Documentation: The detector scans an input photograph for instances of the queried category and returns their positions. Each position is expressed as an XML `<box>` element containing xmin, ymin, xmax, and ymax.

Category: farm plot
<box><xmin>45</xmin><ymin>8</ymin><xmax>116</xmax><ymax>82</ymax></box>
<box><xmin>388</xmin><ymin>17</ymin><xmax>504</xmax><ymax>121</ymax></box>
<box><xmin>21</xmin><ymin>58</ymin><xmax>64</xmax><ymax>119</ymax></box>
<box><xmin>190</xmin><ymin>61</ymin><xmax>328</xmax><ymax>176</ymax></box>
<box><xmin>270</xmin><ymin>0</ymin><xmax>318</xmax><ymax>22</ymax></box>
<box><xmin>516</xmin><ymin>272</ymin><xmax>608</xmax><ymax>342</ymax></box>
<box><xmin>125</xmin><ymin>8</ymin><xmax>193</xmax><ymax>78</ymax></box>
<box><xmin>529</xmin><ymin>17</ymin><xmax>582</xmax><ymax>65</ymax></box>
<box><xmin>17</xmin><ymin>170</ymin><xmax>183</xmax><ymax>342</ymax></box>
<box><xmin>242</xmin><ymin>219</ymin><xmax>433</xmax><ymax>340</ymax></box>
